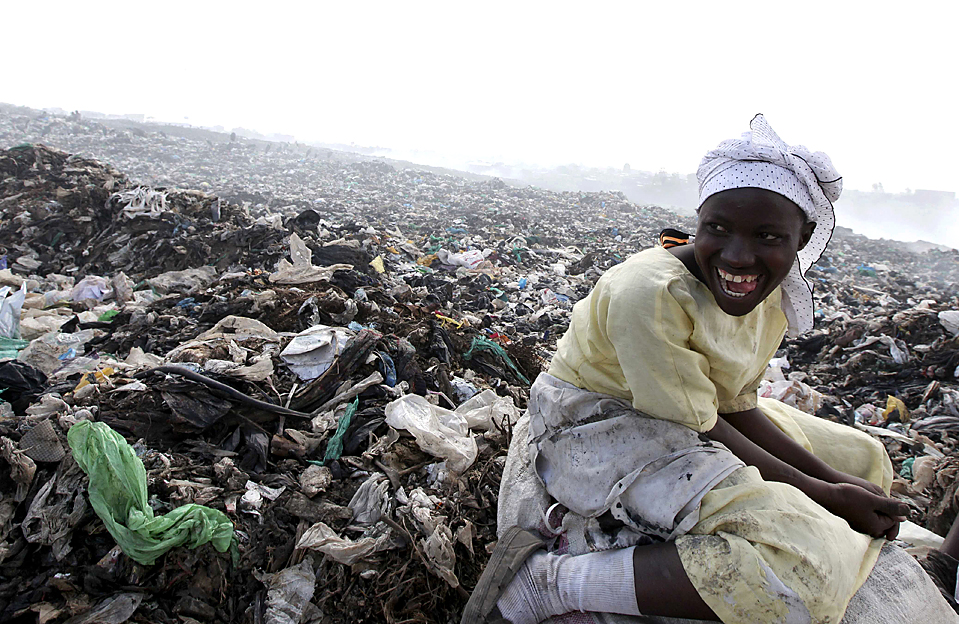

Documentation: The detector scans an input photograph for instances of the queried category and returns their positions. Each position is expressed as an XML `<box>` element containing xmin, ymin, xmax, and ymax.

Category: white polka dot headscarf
<box><xmin>696</xmin><ymin>114</ymin><xmax>841</xmax><ymax>337</ymax></box>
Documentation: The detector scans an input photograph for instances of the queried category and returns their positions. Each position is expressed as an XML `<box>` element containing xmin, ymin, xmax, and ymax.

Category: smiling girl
<box><xmin>462</xmin><ymin>116</ymin><xmax>919</xmax><ymax>624</ymax></box>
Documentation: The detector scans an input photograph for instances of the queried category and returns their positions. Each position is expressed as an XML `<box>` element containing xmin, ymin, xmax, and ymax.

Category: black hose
<box><xmin>137</xmin><ymin>365</ymin><xmax>311</xmax><ymax>419</ymax></box>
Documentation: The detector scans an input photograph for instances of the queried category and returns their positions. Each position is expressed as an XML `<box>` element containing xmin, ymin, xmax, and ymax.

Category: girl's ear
<box><xmin>798</xmin><ymin>221</ymin><xmax>816</xmax><ymax>251</ymax></box>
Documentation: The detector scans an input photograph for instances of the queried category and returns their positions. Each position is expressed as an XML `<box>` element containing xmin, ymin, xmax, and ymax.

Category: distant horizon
<box><xmin>3</xmin><ymin>99</ymin><xmax>956</xmax><ymax>250</ymax></box>
<box><xmin>21</xmin><ymin>101</ymin><xmax>957</xmax><ymax>198</ymax></box>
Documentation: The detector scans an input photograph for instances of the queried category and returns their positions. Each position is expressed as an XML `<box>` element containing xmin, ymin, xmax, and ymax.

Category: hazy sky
<box><xmin>4</xmin><ymin>1</ymin><xmax>957</xmax><ymax>195</ymax></box>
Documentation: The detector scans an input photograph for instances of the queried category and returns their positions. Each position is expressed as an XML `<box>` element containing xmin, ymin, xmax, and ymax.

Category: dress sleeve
<box><xmin>717</xmin><ymin>367</ymin><xmax>763</xmax><ymax>414</ymax></box>
<box><xmin>603</xmin><ymin>276</ymin><xmax>720</xmax><ymax>433</ymax></box>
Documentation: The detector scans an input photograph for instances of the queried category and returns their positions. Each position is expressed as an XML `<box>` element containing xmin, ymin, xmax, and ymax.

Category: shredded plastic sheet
<box><xmin>67</xmin><ymin>420</ymin><xmax>235</xmax><ymax>565</ymax></box>
<box><xmin>112</xmin><ymin>186</ymin><xmax>169</xmax><ymax>219</ymax></box>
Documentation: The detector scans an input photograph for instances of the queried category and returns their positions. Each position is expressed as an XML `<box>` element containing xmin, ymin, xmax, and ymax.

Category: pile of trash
<box><xmin>1</xmin><ymin>105</ymin><xmax>958</xmax><ymax>623</ymax></box>
<box><xmin>0</xmin><ymin>135</ymin><xmax>691</xmax><ymax>624</ymax></box>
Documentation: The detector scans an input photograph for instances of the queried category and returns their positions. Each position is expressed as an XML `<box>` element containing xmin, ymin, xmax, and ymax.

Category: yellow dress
<box><xmin>548</xmin><ymin>246</ymin><xmax>892</xmax><ymax>624</ymax></box>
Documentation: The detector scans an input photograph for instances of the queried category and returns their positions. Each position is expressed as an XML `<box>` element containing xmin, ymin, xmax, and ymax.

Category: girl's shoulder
<box><xmin>602</xmin><ymin>246</ymin><xmax>700</xmax><ymax>297</ymax></box>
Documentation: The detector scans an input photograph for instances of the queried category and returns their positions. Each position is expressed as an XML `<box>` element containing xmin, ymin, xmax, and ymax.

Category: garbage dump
<box><xmin>1</xmin><ymin>104</ymin><xmax>959</xmax><ymax>622</ymax></box>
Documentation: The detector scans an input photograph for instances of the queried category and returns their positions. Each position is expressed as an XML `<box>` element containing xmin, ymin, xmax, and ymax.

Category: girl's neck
<box><xmin>667</xmin><ymin>244</ymin><xmax>707</xmax><ymax>285</ymax></box>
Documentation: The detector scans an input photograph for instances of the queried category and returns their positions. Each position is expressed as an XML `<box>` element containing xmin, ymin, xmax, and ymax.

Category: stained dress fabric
<box><xmin>548</xmin><ymin>246</ymin><xmax>787</xmax><ymax>433</ymax></box>
<box><xmin>539</xmin><ymin>245</ymin><xmax>893</xmax><ymax>623</ymax></box>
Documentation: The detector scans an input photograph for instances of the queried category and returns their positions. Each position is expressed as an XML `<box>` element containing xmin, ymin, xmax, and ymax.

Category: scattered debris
<box><xmin>1</xmin><ymin>104</ymin><xmax>958</xmax><ymax>622</ymax></box>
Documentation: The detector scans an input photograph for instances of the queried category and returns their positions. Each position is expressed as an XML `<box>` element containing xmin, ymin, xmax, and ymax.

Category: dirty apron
<box><xmin>510</xmin><ymin>373</ymin><xmax>893</xmax><ymax>624</ymax></box>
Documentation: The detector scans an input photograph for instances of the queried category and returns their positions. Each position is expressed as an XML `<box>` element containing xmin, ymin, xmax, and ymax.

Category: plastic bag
<box><xmin>0</xmin><ymin>360</ymin><xmax>47</xmax><ymax>415</ymax></box>
<box><xmin>262</xmin><ymin>558</ymin><xmax>318</xmax><ymax>624</ymax></box>
<box><xmin>18</xmin><ymin>329</ymin><xmax>99</xmax><ymax>376</ymax></box>
<box><xmin>882</xmin><ymin>395</ymin><xmax>910</xmax><ymax>423</ymax></box>
<box><xmin>280</xmin><ymin>325</ymin><xmax>354</xmax><ymax>381</ymax></box>
<box><xmin>758</xmin><ymin>379</ymin><xmax>824</xmax><ymax>415</ymax></box>
<box><xmin>939</xmin><ymin>310</ymin><xmax>959</xmax><ymax>337</ymax></box>
<box><xmin>455</xmin><ymin>389</ymin><xmax>521</xmax><ymax>431</ymax></box>
<box><xmin>70</xmin><ymin>276</ymin><xmax>110</xmax><ymax>303</ymax></box>
<box><xmin>67</xmin><ymin>420</ymin><xmax>235</xmax><ymax>565</ymax></box>
<box><xmin>0</xmin><ymin>283</ymin><xmax>26</xmax><ymax>338</ymax></box>
<box><xmin>294</xmin><ymin>521</ymin><xmax>390</xmax><ymax>565</ymax></box>
<box><xmin>323</xmin><ymin>398</ymin><xmax>359</xmax><ymax>462</ymax></box>
<box><xmin>347</xmin><ymin>473</ymin><xmax>390</xmax><ymax>525</ymax></box>
<box><xmin>436</xmin><ymin>248</ymin><xmax>488</xmax><ymax>269</ymax></box>
<box><xmin>147</xmin><ymin>266</ymin><xmax>217</xmax><ymax>295</ymax></box>
<box><xmin>384</xmin><ymin>394</ymin><xmax>477</xmax><ymax>473</ymax></box>
<box><xmin>270</xmin><ymin>233</ymin><xmax>352</xmax><ymax>284</ymax></box>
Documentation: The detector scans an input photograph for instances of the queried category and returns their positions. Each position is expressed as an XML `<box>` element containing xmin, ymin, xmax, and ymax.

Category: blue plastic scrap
<box><xmin>375</xmin><ymin>351</ymin><xmax>397</xmax><ymax>387</ymax></box>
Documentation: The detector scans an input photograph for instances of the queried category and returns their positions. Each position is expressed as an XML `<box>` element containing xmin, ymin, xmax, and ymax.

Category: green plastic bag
<box><xmin>67</xmin><ymin>420</ymin><xmax>235</xmax><ymax>565</ymax></box>
<box><xmin>461</xmin><ymin>337</ymin><xmax>530</xmax><ymax>385</ymax></box>
<box><xmin>97</xmin><ymin>309</ymin><xmax>120</xmax><ymax>323</ymax></box>
<box><xmin>0</xmin><ymin>336</ymin><xmax>29</xmax><ymax>360</ymax></box>
<box><xmin>323</xmin><ymin>397</ymin><xmax>359</xmax><ymax>463</ymax></box>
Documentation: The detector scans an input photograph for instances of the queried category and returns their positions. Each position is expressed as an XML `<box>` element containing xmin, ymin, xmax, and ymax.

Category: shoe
<box><xmin>461</xmin><ymin>526</ymin><xmax>546</xmax><ymax>624</ymax></box>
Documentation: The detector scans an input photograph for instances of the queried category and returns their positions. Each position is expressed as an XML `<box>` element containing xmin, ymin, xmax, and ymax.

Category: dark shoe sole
<box><xmin>461</xmin><ymin>526</ymin><xmax>547</xmax><ymax>624</ymax></box>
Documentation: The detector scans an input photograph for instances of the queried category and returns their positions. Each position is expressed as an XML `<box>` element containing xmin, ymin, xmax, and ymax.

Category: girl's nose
<box><xmin>721</xmin><ymin>237</ymin><xmax>756</xmax><ymax>268</ymax></box>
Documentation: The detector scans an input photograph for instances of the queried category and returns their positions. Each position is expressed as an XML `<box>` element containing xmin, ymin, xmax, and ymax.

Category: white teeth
<box><xmin>716</xmin><ymin>268</ymin><xmax>750</xmax><ymax>298</ymax></box>
<box><xmin>717</xmin><ymin>268</ymin><xmax>759</xmax><ymax>284</ymax></box>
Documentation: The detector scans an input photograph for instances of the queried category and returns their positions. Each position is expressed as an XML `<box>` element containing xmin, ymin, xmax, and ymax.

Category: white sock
<box><xmin>497</xmin><ymin>547</ymin><xmax>641</xmax><ymax>624</ymax></box>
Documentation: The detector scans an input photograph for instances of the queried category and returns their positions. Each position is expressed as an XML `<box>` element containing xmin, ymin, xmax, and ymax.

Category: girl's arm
<box><xmin>720</xmin><ymin>407</ymin><xmax>883</xmax><ymax>494</ymax></box>
<box><xmin>706</xmin><ymin>415</ymin><xmax>907</xmax><ymax>539</ymax></box>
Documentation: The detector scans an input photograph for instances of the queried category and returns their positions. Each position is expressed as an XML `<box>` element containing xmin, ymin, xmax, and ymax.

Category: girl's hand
<box><xmin>824</xmin><ymin>483</ymin><xmax>909</xmax><ymax>539</ymax></box>
<box><xmin>829</xmin><ymin>472</ymin><xmax>885</xmax><ymax>497</ymax></box>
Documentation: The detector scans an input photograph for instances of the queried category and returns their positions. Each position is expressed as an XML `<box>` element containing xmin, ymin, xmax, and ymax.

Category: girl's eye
<box><xmin>759</xmin><ymin>232</ymin><xmax>783</xmax><ymax>241</ymax></box>
<box><xmin>708</xmin><ymin>223</ymin><xmax>728</xmax><ymax>233</ymax></box>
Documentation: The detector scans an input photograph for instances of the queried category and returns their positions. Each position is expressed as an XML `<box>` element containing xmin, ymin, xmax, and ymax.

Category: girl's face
<box><xmin>694</xmin><ymin>188</ymin><xmax>815</xmax><ymax>317</ymax></box>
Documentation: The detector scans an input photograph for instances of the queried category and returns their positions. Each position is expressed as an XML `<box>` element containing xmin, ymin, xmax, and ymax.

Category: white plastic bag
<box><xmin>0</xmin><ymin>283</ymin><xmax>26</xmax><ymax>338</ymax></box>
<box><xmin>758</xmin><ymin>379</ymin><xmax>824</xmax><ymax>415</ymax></box>
<box><xmin>347</xmin><ymin>474</ymin><xmax>390</xmax><ymax>526</ymax></box>
<box><xmin>70</xmin><ymin>276</ymin><xmax>110</xmax><ymax>302</ymax></box>
<box><xmin>270</xmin><ymin>233</ymin><xmax>352</xmax><ymax>284</ymax></box>
<box><xmin>280</xmin><ymin>325</ymin><xmax>354</xmax><ymax>381</ymax></box>
<box><xmin>455</xmin><ymin>390</ymin><xmax>521</xmax><ymax>431</ymax></box>
<box><xmin>261</xmin><ymin>558</ymin><xmax>318</xmax><ymax>624</ymax></box>
<box><xmin>436</xmin><ymin>248</ymin><xmax>488</xmax><ymax>269</ymax></box>
<box><xmin>295</xmin><ymin>521</ymin><xmax>390</xmax><ymax>565</ymax></box>
<box><xmin>384</xmin><ymin>394</ymin><xmax>477</xmax><ymax>473</ymax></box>
<box><xmin>938</xmin><ymin>310</ymin><xmax>959</xmax><ymax>337</ymax></box>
